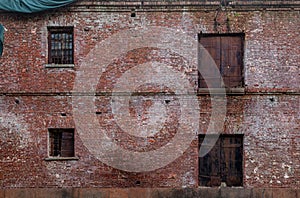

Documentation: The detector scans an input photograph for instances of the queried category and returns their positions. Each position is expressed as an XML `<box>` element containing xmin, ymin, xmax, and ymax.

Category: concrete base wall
<box><xmin>0</xmin><ymin>188</ymin><xmax>299</xmax><ymax>198</ymax></box>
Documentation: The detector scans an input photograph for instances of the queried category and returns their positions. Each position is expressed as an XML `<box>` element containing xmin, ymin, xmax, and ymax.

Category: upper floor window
<box><xmin>198</xmin><ymin>33</ymin><xmax>244</xmax><ymax>89</ymax></box>
<box><xmin>48</xmin><ymin>27</ymin><xmax>74</xmax><ymax>65</ymax></box>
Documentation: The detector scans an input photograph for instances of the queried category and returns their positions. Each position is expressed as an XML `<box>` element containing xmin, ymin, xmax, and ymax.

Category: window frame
<box><xmin>45</xmin><ymin>128</ymin><xmax>78</xmax><ymax>161</ymax></box>
<box><xmin>46</xmin><ymin>26</ymin><xmax>75</xmax><ymax>68</ymax></box>
<box><xmin>198</xmin><ymin>134</ymin><xmax>244</xmax><ymax>187</ymax></box>
<box><xmin>198</xmin><ymin>33</ymin><xmax>245</xmax><ymax>94</ymax></box>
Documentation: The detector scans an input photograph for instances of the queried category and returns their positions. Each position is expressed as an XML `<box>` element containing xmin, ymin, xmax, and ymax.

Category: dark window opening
<box><xmin>198</xmin><ymin>33</ymin><xmax>244</xmax><ymax>88</ymax></box>
<box><xmin>48</xmin><ymin>27</ymin><xmax>74</xmax><ymax>64</ymax></box>
<box><xmin>49</xmin><ymin>128</ymin><xmax>75</xmax><ymax>157</ymax></box>
<box><xmin>199</xmin><ymin>134</ymin><xmax>243</xmax><ymax>187</ymax></box>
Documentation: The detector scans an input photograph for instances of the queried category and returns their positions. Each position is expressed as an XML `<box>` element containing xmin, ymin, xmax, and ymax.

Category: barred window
<box><xmin>49</xmin><ymin>128</ymin><xmax>74</xmax><ymax>157</ymax></box>
<box><xmin>48</xmin><ymin>27</ymin><xmax>74</xmax><ymax>64</ymax></box>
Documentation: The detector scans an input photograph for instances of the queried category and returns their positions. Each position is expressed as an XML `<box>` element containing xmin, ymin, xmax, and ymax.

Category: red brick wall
<box><xmin>0</xmin><ymin>3</ymin><xmax>299</xmax><ymax>188</ymax></box>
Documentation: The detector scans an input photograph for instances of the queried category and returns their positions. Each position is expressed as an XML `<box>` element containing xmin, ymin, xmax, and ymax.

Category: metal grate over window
<box><xmin>48</xmin><ymin>27</ymin><xmax>74</xmax><ymax>64</ymax></box>
<box><xmin>49</xmin><ymin>128</ymin><xmax>75</xmax><ymax>157</ymax></box>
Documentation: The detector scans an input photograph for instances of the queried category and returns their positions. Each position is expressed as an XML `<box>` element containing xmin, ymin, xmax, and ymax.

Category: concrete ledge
<box><xmin>44</xmin><ymin>64</ymin><xmax>75</xmax><ymax>68</ymax></box>
<box><xmin>198</xmin><ymin>88</ymin><xmax>245</xmax><ymax>95</ymax></box>
<box><xmin>44</xmin><ymin>157</ymin><xmax>79</xmax><ymax>161</ymax></box>
<box><xmin>0</xmin><ymin>188</ymin><xmax>299</xmax><ymax>198</ymax></box>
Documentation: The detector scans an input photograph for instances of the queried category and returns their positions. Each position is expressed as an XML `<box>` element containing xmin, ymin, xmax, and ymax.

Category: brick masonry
<box><xmin>0</xmin><ymin>0</ymin><xmax>299</xmax><ymax>193</ymax></box>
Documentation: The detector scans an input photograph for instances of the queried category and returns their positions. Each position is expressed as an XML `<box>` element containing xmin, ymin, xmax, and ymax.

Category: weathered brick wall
<box><xmin>1</xmin><ymin>95</ymin><xmax>298</xmax><ymax>188</ymax></box>
<box><xmin>0</xmin><ymin>2</ymin><xmax>299</xmax><ymax>189</ymax></box>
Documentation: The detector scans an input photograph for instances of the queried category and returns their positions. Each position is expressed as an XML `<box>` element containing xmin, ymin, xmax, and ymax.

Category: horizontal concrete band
<box><xmin>0</xmin><ymin>188</ymin><xmax>299</xmax><ymax>198</ymax></box>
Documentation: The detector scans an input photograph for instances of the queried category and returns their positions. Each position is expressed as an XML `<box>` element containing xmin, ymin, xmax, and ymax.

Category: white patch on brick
<box><xmin>182</xmin><ymin>171</ymin><xmax>196</xmax><ymax>187</ymax></box>
<box><xmin>0</xmin><ymin>111</ymin><xmax>32</xmax><ymax>149</ymax></box>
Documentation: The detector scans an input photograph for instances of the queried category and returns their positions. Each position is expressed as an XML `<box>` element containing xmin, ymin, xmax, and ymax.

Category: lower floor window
<box><xmin>199</xmin><ymin>134</ymin><xmax>243</xmax><ymax>187</ymax></box>
<box><xmin>49</xmin><ymin>128</ymin><xmax>75</xmax><ymax>157</ymax></box>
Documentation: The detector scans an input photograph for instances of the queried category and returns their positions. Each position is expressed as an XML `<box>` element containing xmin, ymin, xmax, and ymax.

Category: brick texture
<box><xmin>0</xmin><ymin>1</ymin><xmax>299</xmax><ymax>190</ymax></box>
